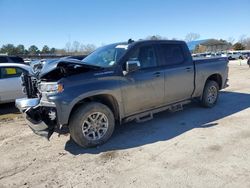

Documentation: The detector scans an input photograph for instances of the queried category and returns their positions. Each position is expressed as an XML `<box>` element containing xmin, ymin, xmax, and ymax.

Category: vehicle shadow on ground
<box><xmin>0</xmin><ymin>102</ymin><xmax>19</xmax><ymax>115</ymax></box>
<box><xmin>65</xmin><ymin>91</ymin><xmax>250</xmax><ymax>155</ymax></box>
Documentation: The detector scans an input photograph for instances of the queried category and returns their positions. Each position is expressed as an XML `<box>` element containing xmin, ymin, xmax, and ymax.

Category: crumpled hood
<box><xmin>39</xmin><ymin>58</ymin><xmax>81</xmax><ymax>77</ymax></box>
<box><xmin>35</xmin><ymin>58</ymin><xmax>101</xmax><ymax>79</ymax></box>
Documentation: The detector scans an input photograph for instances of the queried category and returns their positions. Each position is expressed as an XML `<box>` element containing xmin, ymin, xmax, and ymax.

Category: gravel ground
<box><xmin>0</xmin><ymin>60</ymin><xmax>250</xmax><ymax>188</ymax></box>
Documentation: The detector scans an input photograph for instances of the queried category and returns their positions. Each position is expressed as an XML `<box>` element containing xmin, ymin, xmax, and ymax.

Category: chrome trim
<box><xmin>15</xmin><ymin>98</ymin><xmax>40</xmax><ymax>111</ymax></box>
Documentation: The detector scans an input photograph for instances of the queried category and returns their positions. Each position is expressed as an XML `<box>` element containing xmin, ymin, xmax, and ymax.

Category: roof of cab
<box><xmin>127</xmin><ymin>40</ymin><xmax>187</xmax><ymax>47</ymax></box>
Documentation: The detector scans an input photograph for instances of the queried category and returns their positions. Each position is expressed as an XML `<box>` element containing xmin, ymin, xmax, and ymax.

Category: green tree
<box><xmin>28</xmin><ymin>45</ymin><xmax>39</xmax><ymax>55</ymax></box>
<box><xmin>41</xmin><ymin>45</ymin><xmax>50</xmax><ymax>54</ymax></box>
<box><xmin>0</xmin><ymin>44</ymin><xmax>17</xmax><ymax>55</ymax></box>
<box><xmin>24</xmin><ymin>49</ymin><xmax>29</xmax><ymax>55</ymax></box>
<box><xmin>233</xmin><ymin>43</ymin><xmax>245</xmax><ymax>50</ymax></box>
<box><xmin>50</xmin><ymin>47</ymin><xmax>56</xmax><ymax>54</ymax></box>
<box><xmin>16</xmin><ymin>44</ymin><xmax>25</xmax><ymax>55</ymax></box>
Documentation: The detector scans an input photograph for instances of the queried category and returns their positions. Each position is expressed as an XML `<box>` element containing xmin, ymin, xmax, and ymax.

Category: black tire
<box><xmin>201</xmin><ymin>80</ymin><xmax>219</xmax><ymax>108</ymax></box>
<box><xmin>69</xmin><ymin>102</ymin><xmax>115</xmax><ymax>148</ymax></box>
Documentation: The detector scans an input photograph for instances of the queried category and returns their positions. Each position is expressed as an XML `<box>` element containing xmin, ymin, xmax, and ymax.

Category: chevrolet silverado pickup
<box><xmin>16</xmin><ymin>40</ymin><xmax>229</xmax><ymax>148</ymax></box>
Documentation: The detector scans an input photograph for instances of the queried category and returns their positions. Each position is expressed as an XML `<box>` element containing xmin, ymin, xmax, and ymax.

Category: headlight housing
<box><xmin>39</xmin><ymin>83</ymin><xmax>64</xmax><ymax>93</ymax></box>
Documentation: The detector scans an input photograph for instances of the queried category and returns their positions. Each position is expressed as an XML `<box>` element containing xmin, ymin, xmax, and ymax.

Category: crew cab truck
<box><xmin>16</xmin><ymin>40</ymin><xmax>229</xmax><ymax>148</ymax></box>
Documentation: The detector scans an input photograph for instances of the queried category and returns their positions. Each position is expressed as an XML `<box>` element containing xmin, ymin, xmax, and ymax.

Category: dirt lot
<box><xmin>0</xmin><ymin>60</ymin><xmax>250</xmax><ymax>188</ymax></box>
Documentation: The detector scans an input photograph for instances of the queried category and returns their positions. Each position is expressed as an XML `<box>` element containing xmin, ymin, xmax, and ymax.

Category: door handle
<box><xmin>185</xmin><ymin>67</ymin><xmax>192</xmax><ymax>72</ymax></box>
<box><xmin>153</xmin><ymin>72</ymin><xmax>161</xmax><ymax>77</ymax></box>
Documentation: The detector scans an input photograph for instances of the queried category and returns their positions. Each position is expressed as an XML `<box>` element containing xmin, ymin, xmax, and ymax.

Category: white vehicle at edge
<box><xmin>227</xmin><ymin>51</ymin><xmax>243</xmax><ymax>60</ymax></box>
<box><xmin>0</xmin><ymin>63</ymin><xmax>32</xmax><ymax>104</ymax></box>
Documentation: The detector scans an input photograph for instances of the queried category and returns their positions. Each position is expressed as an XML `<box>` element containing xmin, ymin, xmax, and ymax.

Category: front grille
<box><xmin>21</xmin><ymin>73</ymin><xmax>39</xmax><ymax>98</ymax></box>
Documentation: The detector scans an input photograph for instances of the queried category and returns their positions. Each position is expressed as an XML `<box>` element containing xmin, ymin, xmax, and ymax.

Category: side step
<box><xmin>169</xmin><ymin>103</ymin><xmax>183</xmax><ymax>112</ymax></box>
<box><xmin>123</xmin><ymin>100</ymin><xmax>191</xmax><ymax>124</ymax></box>
<box><xmin>136</xmin><ymin>113</ymin><xmax>153</xmax><ymax>123</ymax></box>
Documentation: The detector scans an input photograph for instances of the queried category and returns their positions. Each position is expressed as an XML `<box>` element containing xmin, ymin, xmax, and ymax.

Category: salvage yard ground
<box><xmin>0</xmin><ymin>60</ymin><xmax>250</xmax><ymax>188</ymax></box>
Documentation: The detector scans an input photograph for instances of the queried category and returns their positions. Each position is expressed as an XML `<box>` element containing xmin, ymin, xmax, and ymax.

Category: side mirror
<box><xmin>126</xmin><ymin>60</ymin><xmax>140</xmax><ymax>72</ymax></box>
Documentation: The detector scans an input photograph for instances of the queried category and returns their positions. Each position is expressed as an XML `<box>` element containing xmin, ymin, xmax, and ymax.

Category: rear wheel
<box><xmin>201</xmin><ymin>80</ymin><xmax>219</xmax><ymax>108</ymax></box>
<box><xmin>69</xmin><ymin>102</ymin><xmax>115</xmax><ymax>148</ymax></box>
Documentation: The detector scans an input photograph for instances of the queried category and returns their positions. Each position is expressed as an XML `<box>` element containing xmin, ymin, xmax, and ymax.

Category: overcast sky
<box><xmin>0</xmin><ymin>0</ymin><xmax>249</xmax><ymax>49</ymax></box>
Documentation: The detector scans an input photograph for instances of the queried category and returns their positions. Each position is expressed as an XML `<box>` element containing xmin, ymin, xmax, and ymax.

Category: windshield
<box><xmin>82</xmin><ymin>43</ymin><xmax>128</xmax><ymax>68</ymax></box>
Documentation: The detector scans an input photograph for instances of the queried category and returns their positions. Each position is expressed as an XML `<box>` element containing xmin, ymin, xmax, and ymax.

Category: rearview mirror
<box><xmin>126</xmin><ymin>60</ymin><xmax>140</xmax><ymax>72</ymax></box>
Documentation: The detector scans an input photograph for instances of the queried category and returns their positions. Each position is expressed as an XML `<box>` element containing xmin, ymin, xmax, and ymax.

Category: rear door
<box><xmin>158</xmin><ymin>43</ymin><xmax>195</xmax><ymax>104</ymax></box>
<box><xmin>122</xmin><ymin>44</ymin><xmax>165</xmax><ymax>116</ymax></box>
<box><xmin>0</xmin><ymin>67</ymin><xmax>25</xmax><ymax>103</ymax></box>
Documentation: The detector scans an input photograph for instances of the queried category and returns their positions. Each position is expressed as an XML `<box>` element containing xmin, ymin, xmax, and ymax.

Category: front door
<box><xmin>122</xmin><ymin>44</ymin><xmax>165</xmax><ymax>116</ymax></box>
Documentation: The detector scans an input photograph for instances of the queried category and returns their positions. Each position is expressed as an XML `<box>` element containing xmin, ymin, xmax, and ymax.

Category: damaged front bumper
<box><xmin>15</xmin><ymin>98</ymin><xmax>57</xmax><ymax>139</ymax></box>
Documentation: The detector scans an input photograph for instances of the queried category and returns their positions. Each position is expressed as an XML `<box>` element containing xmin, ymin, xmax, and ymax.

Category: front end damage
<box><xmin>16</xmin><ymin>59</ymin><xmax>102</xmax><ymax>139</ymax></box>
<box><xmin>15</xmin><ymin>70</ymin><xmax>60</xmax><ymax>139</ymax></box>
<box><xmin>15</xmin><ymin>59</ymin><xmax>96</xmax><ymax>139</ymax></box>
<box><xmin>16</xmin><ymin>98</ymin><xmax>58</xmax><ymax>139</ymax></box>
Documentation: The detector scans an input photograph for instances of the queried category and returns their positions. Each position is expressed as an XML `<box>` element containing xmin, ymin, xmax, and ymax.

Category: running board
<box><xmin>169</xmin><ymin>103</ymin><xmax>183</xmax><ymax>112</ymax></box>
<box><xmin>136</xmin><ymin>113</ymin><xmax>153</xmax><ymax>123</ymax></box>
<box><xmin>123</xmin><ymin>100</ymin><xmax>191</xmax><ymax>124</ymax></box>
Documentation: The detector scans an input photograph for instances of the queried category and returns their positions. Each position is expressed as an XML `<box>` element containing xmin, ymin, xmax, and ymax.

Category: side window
<box><xmin>130</xmin><ymin>45</ymin><xmax>157</xmax><ymax>69</ymax></box>
<box><xmin>0</xmin><ymin>67</ymin><xmax>23</xmax><ymax>79</ymax></box>
<box><xmin>9</xmin><ymin>57</ymin><xmax>24</xmax><ymax>63</ymax></box>
<box><xmin>160</xmin><ymin>44</ymin><xmax>185</xmax><ymax>66</ymax></box>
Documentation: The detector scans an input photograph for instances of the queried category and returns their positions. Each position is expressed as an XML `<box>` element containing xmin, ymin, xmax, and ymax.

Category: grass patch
<box><xmin>0</xmin><ymin>113</ymin><xmax>22</xmax><ymax>122</ymax></box>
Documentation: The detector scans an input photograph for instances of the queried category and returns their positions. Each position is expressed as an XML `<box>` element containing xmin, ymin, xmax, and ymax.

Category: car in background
<box><xmin>227</xmin><ymin>52</ymin><xmax>243</xmax><ymax>60</ymax></box>
<box><xmin>0</xmin><ymin>55</ymin><xmax>28</xmax><ymax>65</ymax></box>
<box><xmin>192</xmin><ymin>53</ymin><xmax>207</xmax><ymax>58</ymax></box>
<box><xmin>221</xmin><ymin>53</ymin><xmax>228</xmax><ymax>57</ymax></box>
<box><xmin>241</xmin><ymin>52</ymin><xmax>250</xmax><ymax>59</ymax></box>
<box><xmin>0</xmin><ymin>63</ymin><xmax>32</xmax><ymax>104</ymax></box>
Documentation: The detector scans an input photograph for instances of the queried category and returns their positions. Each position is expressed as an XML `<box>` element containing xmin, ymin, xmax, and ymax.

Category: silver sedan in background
<box><xmin>0</xmin><ymin>63</ymin><xmax>32</xmax><ymax>104</ymax></box>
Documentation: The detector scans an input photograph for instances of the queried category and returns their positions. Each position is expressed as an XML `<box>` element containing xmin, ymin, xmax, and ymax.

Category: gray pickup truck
<box><xmin>16</xmin><ymin>40</ymin><xmax>229</xmax><ymax>148</ymax></box>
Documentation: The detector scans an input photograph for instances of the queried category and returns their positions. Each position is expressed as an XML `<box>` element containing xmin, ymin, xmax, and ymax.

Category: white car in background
<box><xmin>227</xmin><ymin>52</ymin><xmax>243</xmax><ymax>60</ymax></box>
<box><xmin>0</xmin><ymin>63</ymin><xmax>32</xmax><ymax>104</ymax></box>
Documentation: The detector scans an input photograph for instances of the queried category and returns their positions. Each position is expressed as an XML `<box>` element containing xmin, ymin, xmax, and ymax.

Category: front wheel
<box><xmin>201</xmin><ymin>80</ymin><xmax>219</xmax><ymax>108</ymax></box>
<box><xmin>69</xmin><ymin>102</ymin><xmax>115</xmax><ymax>148</ymax></box>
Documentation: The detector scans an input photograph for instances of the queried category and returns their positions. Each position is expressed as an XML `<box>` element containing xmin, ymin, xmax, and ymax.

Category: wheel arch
<box><xmin>206</xmin><ymin>73</ymin><xmax>222</xmax><ymax>89</ymax></box>
<box><xmin>69</xmin><ymin>94</ymin><xmax>121</xmax><ymax>125</ymax></box>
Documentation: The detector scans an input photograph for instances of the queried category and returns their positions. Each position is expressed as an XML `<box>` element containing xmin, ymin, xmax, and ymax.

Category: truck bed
<box><xmin>192</xmin><ymin>57</ymin><xmax>229</xmax><ymax>98</ymax></box>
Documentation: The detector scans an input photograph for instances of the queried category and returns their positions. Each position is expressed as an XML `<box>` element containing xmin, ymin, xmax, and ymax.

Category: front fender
<box><xmin>47</xmin><ymin>79</ymin><xmax>124</xmax><ymax>126</ymax></box>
